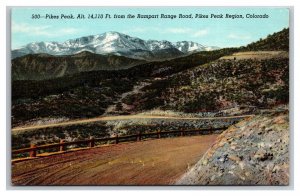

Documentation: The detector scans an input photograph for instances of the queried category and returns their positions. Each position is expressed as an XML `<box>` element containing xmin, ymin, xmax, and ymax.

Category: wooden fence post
<box><xmin>139</xmin><ymin>131</ymin><xmax>142</xmax><ymax>141</ymax></box>
<box><xmin>89</xmin><ymin>137</ymin><xmax>95</xmax><ymax>148</ymax></box>
<box><xmin>116</xmin><ymin>134</ymin><xmax>119</xmax><ymax>144</ymax></box>
<box><xmin>29</xmin><ymin>143</ymin><xmax>37</xmax><ymax>158</ymax></box>
<box><xmin>59</xmin><ymin>139</ymin><xmax>65</xmax><ymax>152</ymax></box>
<box><xmin>210</xmin><ymin>126</ymin><xmax>213</xmax><ymax>134</ymax></box>
<box><xmin>12</xmin><ymin>125</ymin><xmax>233</xmax><ymax>161</ymax></box>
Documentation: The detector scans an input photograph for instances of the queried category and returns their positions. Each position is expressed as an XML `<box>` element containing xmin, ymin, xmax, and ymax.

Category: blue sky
<box><xmin>11</xmin><ymin>7</ymin><xmax>289</xmax><ymax>49</ymax></box>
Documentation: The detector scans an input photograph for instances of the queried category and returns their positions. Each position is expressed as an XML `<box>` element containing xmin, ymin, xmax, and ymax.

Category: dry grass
<box><xmin>220</xmin><ymin>51</ymin><xmax>288</xmax><ymax>60</ymax></box>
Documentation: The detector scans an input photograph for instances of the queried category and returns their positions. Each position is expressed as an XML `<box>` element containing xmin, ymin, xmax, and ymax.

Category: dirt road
<box><xmin>12</xmin><ymin>134</ymin><xmax>218</xmax><ymax>185</ymax></box>
<box><xmin>12</xmin><ymin>114</ymin><xmax>253</xmax><ymax>132</ymax></box>
<box><xmin>220</xmin><ymin>51</ymin><xmax>288</xmax><ymax>60</ymax></box>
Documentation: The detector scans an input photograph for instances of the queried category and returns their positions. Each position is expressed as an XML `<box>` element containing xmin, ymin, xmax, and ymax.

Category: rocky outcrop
<box><xmin>177</xmin><ymin>110</ymin><xmax>289</xmax><ymax>185</ymax></box>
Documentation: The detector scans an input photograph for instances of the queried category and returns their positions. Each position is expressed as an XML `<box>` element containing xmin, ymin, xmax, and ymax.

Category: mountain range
<box><xmin>12</xmin><ymin>31</ymin><xmax>219</xmax><ymax>60</ymax></box>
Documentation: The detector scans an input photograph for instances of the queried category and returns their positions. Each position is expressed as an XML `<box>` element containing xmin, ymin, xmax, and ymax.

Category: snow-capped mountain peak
<box><xmin>12</xmin><ymin>32</ymin><xmax>219</xmax><ymax>60</ymax></box>
<box><xmin>102</xmin><ymin>32</ymin><xmax>122</xmax><ymax>43</ymax></box>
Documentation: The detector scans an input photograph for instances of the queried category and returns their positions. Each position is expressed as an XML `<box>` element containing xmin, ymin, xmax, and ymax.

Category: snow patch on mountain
<box><xmin>12</xmin><ymin>31</ymin><xmax>220</xmax><ymax>60</ymax></box>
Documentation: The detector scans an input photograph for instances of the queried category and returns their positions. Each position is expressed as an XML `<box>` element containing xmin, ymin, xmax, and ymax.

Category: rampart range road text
<box><xmin>34</xmin><ymin>13</ymin><xmax>269</xmax><ymax>20</ymax></box>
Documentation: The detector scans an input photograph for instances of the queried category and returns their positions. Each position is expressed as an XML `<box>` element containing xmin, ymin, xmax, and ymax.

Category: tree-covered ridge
<box><xmin>242</xmin><ymin>28</ymin><xmax>289</xmax><ymax>51</ymax></box>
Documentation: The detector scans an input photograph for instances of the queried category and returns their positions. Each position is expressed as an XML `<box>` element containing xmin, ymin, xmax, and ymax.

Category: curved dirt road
<box><xmin>12</xmin><ymin>114</ymin><xmax>253</xmax><ymax>132</ymax></box>
<box><xmin>12</xmin><ymin>134</ymin><xmax>218</xmax><ymax>185</ymax></box>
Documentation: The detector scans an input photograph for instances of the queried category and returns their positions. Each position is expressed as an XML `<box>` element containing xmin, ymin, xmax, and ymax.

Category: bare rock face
<box><xmin>177</xmin><ymin>110</ymin><xmax>289</xmax><ymax>185</ymax></box>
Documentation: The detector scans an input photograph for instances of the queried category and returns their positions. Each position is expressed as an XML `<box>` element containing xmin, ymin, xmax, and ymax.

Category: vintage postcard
<box><xmin>11</xmin><ymin>7</ymin><xmax>289</xmax><ymax>186</ymax></box>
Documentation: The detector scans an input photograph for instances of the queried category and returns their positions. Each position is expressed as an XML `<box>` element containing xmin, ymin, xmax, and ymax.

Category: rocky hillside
<box><xmin>177</xmin><ymin>109</ymin><xmax>289</xmax><ymax>185</ymax></box>
<box><xmin>120</xmin><ymin>51</ymin><xmax>288</xmax><ymax>113</ymax></box>
<box><xmin>12</xmin><ymin>51</ymin><xmax>145</xmax><ymax>80</ymax></box>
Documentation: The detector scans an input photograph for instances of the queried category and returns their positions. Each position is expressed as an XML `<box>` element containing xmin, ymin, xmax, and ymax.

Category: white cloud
<box><xmin>165</xmin><ymin>28</ymin><xmax>209</xmax><ymax>37</ymax></box>
<box><xmin>60</xmin><ymin>28</ymin><xmax>78</xmax><ymax>34</ymax></box>
<box><xmin>123</xmin><ymin>26</ymin><xmax>209</xmax><ymax>38</ymax></box>
<box><xmin>12</xmin><ymin>22</ymin><xmax>52</xmax><ymax>36</ymax></box>
<box><xmin>123</xmin><ymin>27</ymin><xmax>147</xmax><ymax>33</ymax></box>
<box><xmin>165</xmin><ymin>28</ymin><xmax>192</xmax><ymax>34</ymax></box>
<box><xmin>191</xmin><ymin>29</ymin><xmax>209</xmax><ymax>37</ymax></box>
<box><xmin>228</xmin><ymin>33</ymin><xmax>251</xmax><ymax>40</ymax></box>
<box><xmin>12</xmin><ymin>22</ymin><xmax>79</xmax><ymax>37</ymax></box>
<box><xmin>122</xmin><ymin>27</ymin><xmax>161</xmax><ymax>34</ymax></box>
<box><xmin>133</xmin><ymin>27</ymin><xmax>148</xmax><ymax>33</ymax></box>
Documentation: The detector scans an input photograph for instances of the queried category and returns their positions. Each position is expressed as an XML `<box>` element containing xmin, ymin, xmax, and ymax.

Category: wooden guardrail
<box><xmin>12</xmin><ymin>126</ymin><xmax>228</xmax><ymax>159</ymax></box>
